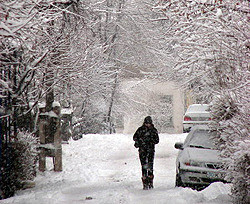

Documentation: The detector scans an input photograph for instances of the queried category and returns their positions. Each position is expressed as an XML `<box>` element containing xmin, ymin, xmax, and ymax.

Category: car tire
<box><xmin>183</xmin><ymin>128</ymin><xmax>190</xmax><ymax>133</ymax></box>
<box><xmin>175</xmin><ymin>173</ymin><xmax>183</xmax><ymax>187</ymax></box>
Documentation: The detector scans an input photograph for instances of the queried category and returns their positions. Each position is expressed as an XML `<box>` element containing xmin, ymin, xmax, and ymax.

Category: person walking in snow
<box><xmin>133</xmin><ymin>116</ymin><xmax>159</xmax><ymax>190</ymax></box>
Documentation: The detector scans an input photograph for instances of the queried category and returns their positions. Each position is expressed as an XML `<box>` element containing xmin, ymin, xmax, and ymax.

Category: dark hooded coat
<box><xmin>133</xmin><ymin>117</ymin><xmax>159</xmax><ymax>151</ymax></box>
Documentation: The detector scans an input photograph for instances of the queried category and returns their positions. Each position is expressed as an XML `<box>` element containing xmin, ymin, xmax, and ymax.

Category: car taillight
<box><xmin>184</xmin><ymin>162</ymin><xmax>191</xmax><ymax>166</ymax></box>
<box><xmin>184</xmin><ymin>116</ymin><xmax>192</xmax><ymax>121</ymax></box>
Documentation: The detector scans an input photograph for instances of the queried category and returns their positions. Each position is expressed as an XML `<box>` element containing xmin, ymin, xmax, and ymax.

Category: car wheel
<box><xmin>175</xmin><ymin>173</ymin><xmax>183</xmax><ymax>187</ymax></box>
<box><xmin>183</xmin><ymin>128</ymin><xmax>190</xmax><ymax>133</ymax></box>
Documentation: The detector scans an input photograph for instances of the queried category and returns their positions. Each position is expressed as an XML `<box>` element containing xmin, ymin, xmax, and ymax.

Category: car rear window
<box><xmin>187</xmin><ymin>105</ymin><xmax>209</xmax><ymax>112</ymax></box>
<box><xmin>188</xmin><ymin>130</ymin><xmax>215</xmax><ymax>149</ymax></box>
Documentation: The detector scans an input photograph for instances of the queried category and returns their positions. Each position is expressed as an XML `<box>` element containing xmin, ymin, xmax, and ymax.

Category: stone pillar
<box><xmin>38</xmin><ymin>113</ymin><xmax>46</xmax><ymax>172</ymax></box>
<box><xmin>38</xmin><ymin>102</ymin><xmax>62</xmax><ymax>172</ymax></box>
<box><xmin>53</xmin><ymin>114</ymin><xmax>62</xmax><ymax>171</ymax></box>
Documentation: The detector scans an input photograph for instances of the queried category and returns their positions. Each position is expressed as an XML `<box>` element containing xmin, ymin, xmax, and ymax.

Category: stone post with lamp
<box><xmin>38</xmin><ymin>102</ymin><xmax>62</xmax><ymax>172</ymax></box>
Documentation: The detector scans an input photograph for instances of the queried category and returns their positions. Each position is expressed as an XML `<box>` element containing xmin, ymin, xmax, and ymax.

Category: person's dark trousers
<box><xmin>139</xmin><ymin>148</ymin><xmax>155</xmax><ymax>189</ymax></box>
<box><xmin>139</xmin><ymin>149</ymin><xmax>155</xmax><ymax>177</ymax></box>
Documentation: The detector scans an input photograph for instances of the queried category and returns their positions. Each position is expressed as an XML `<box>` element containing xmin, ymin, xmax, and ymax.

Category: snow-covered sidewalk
<box><xmin>2</xmin><ymin>133</ymin><xmax>232</xmax><ymax>204</ymax></box>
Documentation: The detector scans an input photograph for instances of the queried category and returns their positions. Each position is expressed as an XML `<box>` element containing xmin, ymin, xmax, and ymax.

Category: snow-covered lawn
<box><xmin>2</xmin><ymin>133</ymin><xmax>232</xmax><ymax>204</ymax></box>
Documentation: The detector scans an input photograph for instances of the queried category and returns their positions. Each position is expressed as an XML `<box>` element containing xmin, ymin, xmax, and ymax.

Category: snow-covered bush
<box><xmin>1</xmin><ymin>132</ymin><xmax>38</xmax><ymax>199</ymax></box>
<box><xmin>72</xmin><ymin>100</ymin><xmax>114</xmax><ymax>135</ymax></box>
<box><xmin>211</xmin><ymin>90</ymin><xmax>249</xmax><ymax>204</ymax></box>
<box><xmin>15</xmin><ymin>131</ymin><xmax>39</xmax><ymax>181</ymax></box>
<box><xmin>229</xmin><ymin>140</ymin><xmax>250</xmax><ymax>204</ymax></box>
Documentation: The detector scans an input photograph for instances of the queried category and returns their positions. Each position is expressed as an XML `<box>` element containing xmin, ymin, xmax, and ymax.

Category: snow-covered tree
<box><xmin>68</xmin><ymin>0</ymin><xmax>170</xmax><ymax>133</ymax></box>
<box><xmin>0</xmin><ymin>0</ymin><xmax>78</xmax><ymax>198</ymax></box>
<box><xmin>0</xmin><ymin>0</ymin><xmax>76</xmax><ymax>131</ymax></box>
<box><xmin>151</xmin><ymin>0</ymin><xmax>249</xmax><ymax>202</ymax></box>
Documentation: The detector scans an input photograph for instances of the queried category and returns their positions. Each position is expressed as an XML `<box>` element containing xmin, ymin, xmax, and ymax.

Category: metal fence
<box><xmin>0</xmin><ymin>66</ymin><xmax>14</xmax><ymax>199</ymax></box>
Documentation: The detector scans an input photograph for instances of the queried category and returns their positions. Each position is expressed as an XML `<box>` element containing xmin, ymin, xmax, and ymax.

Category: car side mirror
<box><xmin>175</xmin><ymin>142</ymin><xmax>184</xmax><ymax>150</ymax></box>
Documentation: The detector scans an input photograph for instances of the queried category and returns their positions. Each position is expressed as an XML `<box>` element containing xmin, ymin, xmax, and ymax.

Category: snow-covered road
<box><xmin>2</xmin><ymin>133</ymin><xmax>232</xmax><ymax>204</ymax></box>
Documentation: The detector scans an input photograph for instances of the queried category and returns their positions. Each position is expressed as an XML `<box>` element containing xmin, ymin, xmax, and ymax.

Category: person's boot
<box><xmin>141</xmin><ymin>176</ymin><xmax>148</xmax><ymax>190</ymax></box>
<box><xmin>148</xmin><ymin>175</ymin><xmax>154</xmax><ymax>189</ymax></box>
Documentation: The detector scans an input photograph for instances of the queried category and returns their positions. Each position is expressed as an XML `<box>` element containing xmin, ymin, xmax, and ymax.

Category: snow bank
<box><xmin>201</xmin><ymin>182</ymin><xmax>232</xmax><ymax>203</ymax></box>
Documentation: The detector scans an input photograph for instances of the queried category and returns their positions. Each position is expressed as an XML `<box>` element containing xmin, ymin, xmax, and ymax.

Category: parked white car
<box><xmin>183</xmin><ymin>104</ymin><xmax>211</xmax><ymax>133</ymax></box>
<box><xmin>175</xmin><ymin>126</ymin><xmax>227</xmax><ymax>190</ymax></box>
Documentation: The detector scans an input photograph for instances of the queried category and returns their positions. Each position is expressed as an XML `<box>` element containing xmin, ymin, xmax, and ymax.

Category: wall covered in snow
<box><xmin>120</xmin><ymin>79</ymin><xmax>184</xmax><ymax>134</ymax></box>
